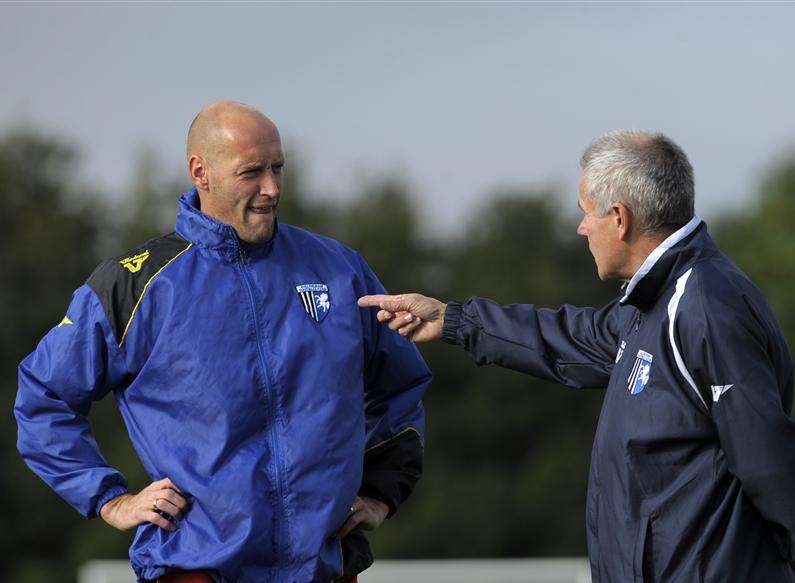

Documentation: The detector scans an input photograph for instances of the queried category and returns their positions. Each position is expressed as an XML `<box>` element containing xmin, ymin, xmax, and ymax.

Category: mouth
<box><xmin>248</xmin><ymin>205</ymin><xmax>276</xmax><ymax>215</ymax></box>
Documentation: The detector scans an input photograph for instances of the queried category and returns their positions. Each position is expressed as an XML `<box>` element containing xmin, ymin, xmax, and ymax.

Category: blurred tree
<box><xmin>339</xmin><ymin>178</ymin><xmax>436</xmax><ymax>293</ymax></box>
<box><xmin>277</xmin><ymin>151</ymin><xmax>342</xmax><ymax>238</ymax></box>
<box><xmin>8</xmin><ymin>126</ymin><xmax>795</xmax><ymax>581</ymax></box>
<box><xmin>112</xmin><ymin>147</ymin><xmax>182</xmax><ymax>251</ymax></box>
<box><xmin>714</xmin><ymin>155</ymin><xmax>795</xmax><ymax>337</ymax></box>
<box><xmin>0</xmin><ymin>129</ymin><xmax>108</xmax><ymax>583</ymax></box>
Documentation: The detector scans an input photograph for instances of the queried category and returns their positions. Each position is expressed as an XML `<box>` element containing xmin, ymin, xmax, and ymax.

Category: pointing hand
<box><xmin>357</xmin><ymin>293</ymin><xmax>447</xmax><ymax>343</ymax></box>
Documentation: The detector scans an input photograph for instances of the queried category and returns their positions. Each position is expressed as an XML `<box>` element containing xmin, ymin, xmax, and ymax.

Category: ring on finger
<box><xmin>153</xmin><ymin>498</ymin><xmax>160</xmax><ymax>511</ymax></box>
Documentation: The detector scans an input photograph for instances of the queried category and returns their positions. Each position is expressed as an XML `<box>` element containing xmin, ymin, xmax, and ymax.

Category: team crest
<box><xmin>296</xmin><ymin>283</ymin><xmax>331</xmax><ymax>323</ymax></box>
<box><xmin>627</xmin><ymin>349</ymin><xmax>653</xmax><ymax>395</ymax></box>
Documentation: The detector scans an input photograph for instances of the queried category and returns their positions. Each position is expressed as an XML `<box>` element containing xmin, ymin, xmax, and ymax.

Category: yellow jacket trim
<box><xmin>119</xmin><ymin>243</ymin><xmax>193</xmax><ymax>347</ymax></box>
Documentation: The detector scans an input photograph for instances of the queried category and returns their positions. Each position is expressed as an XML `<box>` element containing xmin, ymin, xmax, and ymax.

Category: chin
<box><xmin>245</xmin><ymin>231</ymin><xmax>274</xmax><ymax>244</ymax></box>
<box><xmin>594</xmin><ymin>261</ymin><xmax>614</xmax><ymax>281</ymax></box>
<box><xmin>241</xmin><ymin>219</ymin><xmax>275</xmax><ymax>244</ymax></box>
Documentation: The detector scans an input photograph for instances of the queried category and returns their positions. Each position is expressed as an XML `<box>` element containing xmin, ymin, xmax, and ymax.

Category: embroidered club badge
<box><xmin>627</xmin><ymin>349</ymin><xmax>653</xmax><ymax>395</ymax></box>
<box><xmin>296</xmin><ymin>283</ymin><xmax>331</xmax><ymax>323</ymax></box>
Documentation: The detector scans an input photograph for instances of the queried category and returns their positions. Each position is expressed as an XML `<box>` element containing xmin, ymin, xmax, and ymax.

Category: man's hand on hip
<box><xmin>338</xmin><ymin>496</ymin><xmax>389</xmax><ymax>539</ymax></box>
<box><xmin>357</xmin><ymin>293</ymin><xmax>447</xmax><ymax>343</ymax></box>
<box><xmin>100</xmin><ymin>477</ymin><xmax>189</xmax><ymax>532</ymax></box>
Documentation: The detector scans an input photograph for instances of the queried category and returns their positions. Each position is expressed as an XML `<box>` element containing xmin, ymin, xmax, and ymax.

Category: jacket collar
<box><xmin>174</xmin><ymin>187</ymin><xmax>277</xmax><ymax>257</ymax></box>
<box><xmin>619</xmin><ymin>216</ymin><xmax>711</xmax><ymax>308</ymax></box>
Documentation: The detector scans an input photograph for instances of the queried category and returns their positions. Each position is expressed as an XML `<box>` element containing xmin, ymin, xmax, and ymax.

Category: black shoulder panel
<box><xmin>87</xmin><ymin>232</ymin><xmax>192</xmax><ymax>346</ymax></box>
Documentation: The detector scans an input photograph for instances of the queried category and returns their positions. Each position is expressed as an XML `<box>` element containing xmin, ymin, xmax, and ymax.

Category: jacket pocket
<box><xmin>634</xmin><ymin>514</ymin><xmax>652</xmax><ymax>583</ymax></box>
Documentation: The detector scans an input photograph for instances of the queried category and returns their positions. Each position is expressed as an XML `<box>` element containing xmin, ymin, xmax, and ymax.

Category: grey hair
<box><xmin>579</xmin><ymin>130</ymin><xmax>695</xmax><ymax>234</ymax></box>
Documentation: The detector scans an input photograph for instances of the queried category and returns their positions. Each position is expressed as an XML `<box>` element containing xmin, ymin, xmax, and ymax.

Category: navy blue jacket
<box><xmin>443</xmin><ymin>217</ymin><xmax>795</xmax><ymax>582</ymax></box>
<box><xmin>15</xmin><ymin>189</ymin><xmax>431</xmax><ymax>583</ymax></box>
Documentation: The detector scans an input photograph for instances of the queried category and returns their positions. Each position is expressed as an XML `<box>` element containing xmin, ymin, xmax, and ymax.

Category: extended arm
<box><xmin>359</xmin><ymin>292</ymin><xmax>624</xmax><ymax>389</ymax></box>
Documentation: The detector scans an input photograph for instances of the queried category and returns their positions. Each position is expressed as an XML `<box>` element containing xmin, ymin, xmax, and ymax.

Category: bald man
<box><xmin>15</xmin><ymin>102</ymin><xmax>431</xmax><ymax>583</ymax></box>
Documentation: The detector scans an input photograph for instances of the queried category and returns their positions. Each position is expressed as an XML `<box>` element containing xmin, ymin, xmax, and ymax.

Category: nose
<box><xmin>577</xmin><ymin>218</ymin><xmax>587</xmax><ymax>237</ymax></box>
<box><xmin>258</xmin><ymin>170</ymin><xmax>280</xmax><ymax>198</ymax></box>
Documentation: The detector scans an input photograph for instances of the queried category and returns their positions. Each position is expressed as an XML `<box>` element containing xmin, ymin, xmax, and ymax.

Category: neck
<box><xmin>623</xmin><ymin>232</ymin><xmax>671</xmax><ymax>281</ymax></box>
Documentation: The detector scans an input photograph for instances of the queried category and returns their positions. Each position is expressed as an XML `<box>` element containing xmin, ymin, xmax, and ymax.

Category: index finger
<box><xmin>357</xmin><ymin>294</ymin><xmax>405</xmax><ymax>311</ymax></box>
<box><xmin>357</xmin><ymin>294</ymin><xmax>390</xmax><ymax>308</ymax></box>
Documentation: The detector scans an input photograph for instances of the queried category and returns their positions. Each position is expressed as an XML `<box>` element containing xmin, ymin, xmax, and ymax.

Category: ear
<box><xmin>188</xmin><ymin>154</ymin><xmax>210</xmax><ymax>192</ymax></box>
<box><xmin>612</xmin><ymin>202</ymin><xmax>633</xmax><ymax>242</ymax></box>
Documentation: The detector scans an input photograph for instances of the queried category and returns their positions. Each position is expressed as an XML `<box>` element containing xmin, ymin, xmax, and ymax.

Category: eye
<box><xmin>272</xmin><ymin>163</ymin><xmax>284</xmax><ymax>174</ymax></box>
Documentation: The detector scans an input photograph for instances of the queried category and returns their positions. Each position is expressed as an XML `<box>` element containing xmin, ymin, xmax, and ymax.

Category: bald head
<box><xmin>186</xmin><ymin>101</ymin><xmax>284</xmax><ymax>243</ymax></box>
<box><xmin>187</xmin><ymin>101</ymin><xmax>280</xmax><ymax>166</ymax></box>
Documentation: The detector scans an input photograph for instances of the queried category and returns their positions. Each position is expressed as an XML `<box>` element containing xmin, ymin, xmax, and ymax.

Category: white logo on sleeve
<box><xmin>615</xmin><ymin>340</ymin><xmax>626</xmax><ymax>363</ymax></box>
<box><xmin>710</xmin><ymin>384</ymin><xmax>734</xmax><ymax>402</ymax></box>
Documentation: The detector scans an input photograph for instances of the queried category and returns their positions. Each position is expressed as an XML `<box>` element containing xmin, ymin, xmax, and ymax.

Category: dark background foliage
<box><xmin>3</xmin><ymin>130</ymin><xmax>792</xmax><ymax>582</ymax></box>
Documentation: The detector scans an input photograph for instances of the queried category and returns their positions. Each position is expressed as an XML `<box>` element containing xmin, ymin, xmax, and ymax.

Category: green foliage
<box><xmin>714</xmin><ymin>155</ymin><xmax>795</xmax><ymax>336</ymax></box>
<box><xmin>5</xmin><ymin>128</ymin><xmax>795</xmax><ymax>580</ymax></box>
<box><xmin>1</xmin><ymin>130</ymin><xmax>106</xmax><ymax>583</ymax></box>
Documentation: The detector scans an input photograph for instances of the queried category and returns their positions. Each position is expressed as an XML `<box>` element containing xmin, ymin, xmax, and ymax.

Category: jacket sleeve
<box><xmin>14</xmin><ymin>284</ymin><xmax>130</xmax><ymax>519</ymax></box>
<box><xmin>678</xmin><ymin>273</ymin><xmax>795</xmax><ymax>561</ymax></box>
<box><xmin>356</xmin><ymin>258</ymin><xmax>432</xmax><ymax>517</ymax></box>
<box><xmin>442</xmin><ymin>296</ymin><xmax>623</xmax><ymax>389</ymax></box>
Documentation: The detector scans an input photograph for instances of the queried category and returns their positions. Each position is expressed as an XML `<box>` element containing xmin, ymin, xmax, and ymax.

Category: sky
<box><xmin>2</xmin><ymin>2</ymin><xmax>795</xmax><ymax>237</ymax></box>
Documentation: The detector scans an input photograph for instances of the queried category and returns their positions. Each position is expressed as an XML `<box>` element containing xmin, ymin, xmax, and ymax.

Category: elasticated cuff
<box><xmin>441</xmin><ymin>301</ymin><xmax>464</xmax><ymax>345</ymax></box>
<box><xmin>94</xmin><ymin>485</ymin><xmax>129</xmax><ymax>519</ymax></box>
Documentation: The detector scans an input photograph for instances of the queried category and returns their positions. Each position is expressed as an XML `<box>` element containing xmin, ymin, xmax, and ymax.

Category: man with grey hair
<box><xmin>359</xmin><ymin>131</ymin><xmax>795</xmax><ymax>581</ymax></box>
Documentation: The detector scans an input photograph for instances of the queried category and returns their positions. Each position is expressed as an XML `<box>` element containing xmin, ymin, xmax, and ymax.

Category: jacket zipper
<box><xmin>236</xmin><ymin>244</ymin><xmax>289</xmax><ymax>570</ymax></box>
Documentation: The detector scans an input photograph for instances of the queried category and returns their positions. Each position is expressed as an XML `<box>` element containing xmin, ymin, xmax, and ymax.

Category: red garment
<box><xmin>156</xmin><ymin>572</ymin><xmax>357</xmax><ymax>583</ymax></box>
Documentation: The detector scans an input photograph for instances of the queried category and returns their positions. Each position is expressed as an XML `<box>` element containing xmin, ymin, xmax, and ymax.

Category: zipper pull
<box><xmin>239</xmin><ymin>248</ymin><xmax>247</xmax><ymax>264</ymax></box>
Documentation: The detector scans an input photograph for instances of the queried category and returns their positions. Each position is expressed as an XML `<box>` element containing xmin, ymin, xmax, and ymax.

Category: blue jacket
<box><xmin>443</xmin><ymin>217</ymin><xmax>795</xmax><ymax>582</ymax></box>
<box><xmin>15</xmin><ymin>189</ymin><xmax>431</xmax><ymax>583</ymax></box>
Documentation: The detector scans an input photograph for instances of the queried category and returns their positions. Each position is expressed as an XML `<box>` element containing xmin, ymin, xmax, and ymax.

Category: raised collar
<box><xmin>619</xmin><ymin>216</ymin><xmax>709</xmax><ymax>308</ymax></box>
<box><xmin>174</xmin><ymin>187</ymin><xmax>277</xmax><ymax>258</ymax></box>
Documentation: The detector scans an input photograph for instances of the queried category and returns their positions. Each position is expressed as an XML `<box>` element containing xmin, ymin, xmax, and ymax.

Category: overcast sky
<box><xmin>3</xmin><ymin>2</ymin><xmax>795</xmax><ymax>237</ymax></box>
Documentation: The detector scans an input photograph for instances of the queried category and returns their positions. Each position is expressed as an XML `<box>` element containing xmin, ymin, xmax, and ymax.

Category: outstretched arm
<box><xmin>359</xmin><ymin>292</ymin><xmax>625</xmax><ymax>389</ymax></box>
